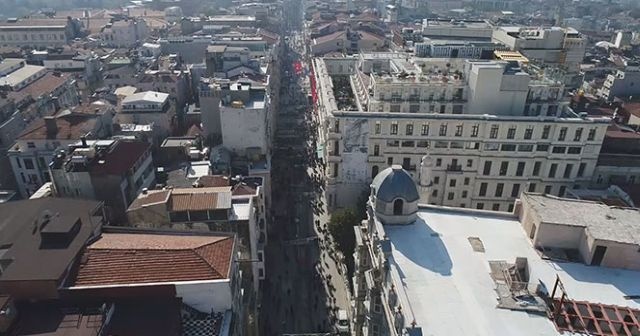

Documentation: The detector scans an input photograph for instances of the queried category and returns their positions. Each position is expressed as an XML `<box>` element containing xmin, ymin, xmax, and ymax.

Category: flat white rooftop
<box><xmin>385</xmin><ymin>208</ymin><xmax>640</xmax><ymax>336</ymax></box>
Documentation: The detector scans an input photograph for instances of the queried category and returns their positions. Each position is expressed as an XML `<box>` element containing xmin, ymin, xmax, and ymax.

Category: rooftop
<box><xmin>121</xmin><ymin>91</ymin><xmax>169</xmax><ymax>105</ymax></box>
<box><xmin>69</xmin><ymin>232</ymin><xmax>234</xmax><ymax>287</ymax></box>
<box><xmin>17</xmin><ymin>113</ymin><xmax>98</xmax><ymax>141</ymax></box>
<box><xmin>384</xmin><ymin>207</ymin><xmax>640</xmax><ymax>336</ymax></box>
<box><xmin>128</xmin><ymin>187</ymin><xmax>233</xmax><ymax>212</ymax></box>
<box><xmin>0</xmin><ymin>198</ymin><xmax>103</xmax><ymax>283</ymax></box>
<box><xmin>522</xmin><ymin>193</ymin><xmax>640</xmax><ymax>245</ymax></box>
<box><xmin>0</xmin><ymin>64</ymin><xmax>44</xmax><ymax>88</ymax></box>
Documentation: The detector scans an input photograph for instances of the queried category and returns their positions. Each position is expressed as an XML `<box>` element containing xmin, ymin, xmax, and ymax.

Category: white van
<box><xmin>336</xmin><ymin>309</ymin><xmax>350</xmax><ymax>334</ymax></box>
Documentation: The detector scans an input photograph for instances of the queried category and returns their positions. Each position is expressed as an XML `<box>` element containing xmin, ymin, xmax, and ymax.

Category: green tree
<box><xmin>328</xmin><ymin>208</ymin><xmax>358</xmax><ymax>262</ymax></box>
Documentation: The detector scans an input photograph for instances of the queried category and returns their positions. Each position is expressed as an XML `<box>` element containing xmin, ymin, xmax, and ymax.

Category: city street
<box><xmin>259</xmin><ymin>0</ymin><xmax>351</xmax><ymax>334</ymax></box>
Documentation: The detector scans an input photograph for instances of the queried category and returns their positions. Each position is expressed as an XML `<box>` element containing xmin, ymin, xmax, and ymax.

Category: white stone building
<box><xmin>101</xmin><ymin>18</ymin><xmax>149</xmax><ymax>48</ymax></box>
<box><xmin>117</xmin><ymin>91</ymin><xmax>174</xmax><ymax>138</ymax></box>
<box><xmin>313</xmin><ymin>53</ymin><xmax>610</xmax><ymax>211</ymax></box>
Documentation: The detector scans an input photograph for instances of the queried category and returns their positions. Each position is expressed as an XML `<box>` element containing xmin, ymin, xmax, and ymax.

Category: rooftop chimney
<box><xmin>44</xmin><ymin>116</ymin><xmax>57</xmax><ymax>136</ymax></box>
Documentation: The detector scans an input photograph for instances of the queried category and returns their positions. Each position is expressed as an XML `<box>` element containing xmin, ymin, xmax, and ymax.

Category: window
<box><xmin>507</xmin><ymin>126</ymin><xmax>516</xmax><ymax>139</ymax></box>
<box><xmin>27</xmin><ymin>142</ymin><xmax>35</xmax><ymax>148</ymax></box>
<box><xmin>548</xmin><ymin>163</ymin><xmax>557</xmax><ymax>178</ymax></box>
<box><xmin>434</xmin><ymin>141</ymin><xmax>448</xmax><ymax>148</ymax></box>
<box><xmin>406</xmin><ymin>124</ymin><xmax>414</xmax><ymax>135</ymax></box>
<box><xmin>421</xmin><ymin>123</ymin><xmax>429</xmax><ymax>135</ymax></box>
<box><xmin>528</xmin><ymin>183</ymin><xmax>536</xmax><ymax>192</ymax></box>
<box><xmin>483</xmin><ymin>161</ymin><xmax>491</xmax><ymax>175</ymax></box>
<box><xmin>471</xmin><ymin>124</ymin><xmax>479</xmax><ymax>137</ymax></box>
<box><xmin>387</xmin><ymin>157</ymin><xmax>393</xmax><ymax>165</ymax></box>
<box><xmin>402</xmin><ymin>157</ymin><xmax>411</xmax><ymax>169</ymax></box>
<box><xmin>559</xmin><ymin>186</ymin><xmax>566</xmax><ymax>197</ymax></box>
<box><xmin>447</xmin><ymin>192</ymin><xmax>455</xmax><ymax>200</ymax></box>
<box><xmin>567</xmin><ymin>147</ymin><xmax>581</xmax><ymax>154</ymax></box>
<box><xmin>587</xmin><ymin>128</ymin><xmax>596</xmax><ymax>141</ymax></box>
<box><xmin>393</xmin><ymin>199</ymin><xmax>403</xmax><ymax>215</ymax></box>
<box><xmin>558</xmin><ymin>127</ymin><xmax>567</xmax><ymax>141</ymax></box>
<box><xmin>501</xmin><ymin>144</ymin><xmax>516</xmax><ymax>151</ymax></box>
<box><xmin>23</xmin><ymin>158</ymin><xmax>34</xmax><ymax>170</ymax></box>
<box><xmin>479</xmin><ymin>183</ymin><xmax>488</xmax><ymax>196</ymax></box>
<box><xmin>334</xmin><ymin>120</ymin><xmax>340</xmax><ymax>132</ymax></box>
<box><xmin>432</xmin><ymin>189</ymin><xmax>438</xmax><ymax>197</ymax></box>
<box><xmin>333</xmin><ymin>163</ymin><xmax>339</xmax><ymax>177</ymax></box>
<box><xmin>489</xmin><ymin>125</ymin><xmax>499</xmax><ymax>139</ymax></box>
<box><xmin>536</xmin><ymin>144</ymin><xmax>549</xmax><ymax>152</ymax></box>
<box><xmin>516</xmin><ymin>162</ymin><xmax>525</xmax><ymax>176</ymax></box>
<box><xmin>492</xmin><ymin>203</ymin><xmax>500</xmax><ymax>211</ymax></box>
<box><xmin>434</xmin><ymin>176</ymin><xmax>440</xmax><ymax>184</ymax></box>
<box><xmin>401</xmin><ymin>140</ymin><xmax>415</xmax><ymax>147</ymax></box>
<box><xmin>450</xmin><ymin>179</ymin><xmax>456</xmax><ymax>187</ymax></box>
<box><xmin>410</xmin><ymin>104</ymin><xmax>420</xmax><ymax>113</ymax></box>
<box><xmin>542</xmin><ymin>125</ymin><xmax>551</xmax><ymax>139</ymax></box>
<box><xmin>375</xmin><ymin>122</ymin><xmax>381</xmax><ymax>134</ymax></box>
<box><xmin>390</xmin><ymin>122</ymin><xmax>398</xmax><ymax>135</ymax></box>
<box><xmin>455</xmin><ymin>125</ymin><xmax>463</xmax><ymax>136</ymax></box>
<box><xmin>477</xmin><ymin>203</ymin><xmax>484</xmax><ymax>210</ymax></box>
<box><xmin>462</xmin><ymin>190</ymin><xmax>468</xmax><ymax>198</ymax></box>
<box><xmin>466</xmin><ymin>159</ymin><xmax>473</xmax><ymax>167</ymax></box>
<box><xmin>524</xmin><ymin>126</ymin><xmax>533</xmax><ymax>140</ymax></box>
<box><xmin>574</xmin><ymin>128</ymin><xmax>583</xmax><ymax>141</ymax></box>
<box><xmin>417</xmin><ymin>140</ymin><xmax>429</xmax><ymax>148</ymax></box>
<box><xmin>440</xmin><ymin>105</ymin><xmax>446</xmax><ymax>113</ymax></box>
<box><xmin>577</xmin><ymin>163</ymin><xmax>586</xmax><ymax>177</ymax></box>
<box><xmin>452</xmin><ymin>105</ymin><xmax>463</xmax><ymax>114</ymax></box>
<box><xmin>450</xmin><ymin>141</ymin><xmax>463</xmax><ymax>149</ymax></box>
<box><xmin>563</xmin><ymin>164</ymin><xmax>573</xmax><ymax>179</ymax></box>
<box><xmin>499</xmin><ymin>161</ymin><xmax>509</xmax><ymax>176</ymax></box>
<box><xmin>544</xmin><ymin>185</ymin><xmax>552</xmax><ymax>194</ymax></box>
<box><xmin>552</xmin><ymin>146</ymin><xmax>566</xmax><ymax>154</ymax></box>
<box><xmin>436</xmin><ymin>158</ymin><xmax>442</xmax><ymax>167</ymax></box>
<box><xmin>511</xmin><ymin>184</ymin><xmax>520</xmax><ymax>198</ymax></box>
<box><xmin>372</xmin><ymin>165</ymin><xmax>379</xmax><ymax>178</ymax></box>
<box><xmin>495</xmin><ymin>183</ymin><xmax>504</xmax><ymax>197</ymax></box>
<box><xmin>484</xmin><ymin>143</ymin><xmax>499</xmax><ymax>151</ymax></box>
<box><xmin>15</xmin><ymin>157</ymin><xmax>21</xmax><ymax>169</ymax></box>
<box><xmin>373</xmin><ymin>144</ymin><xmax>380</xmax><ymax>156</ymax></box>
<box><xmin>464</xmin><ymin>177</ymin><xmax>470</xmax><ymax>185</ymax></box>
<box><xmin>508</xmin><ymin>204</ymin><xmax>514</xmax><ymax>212</ymax></box>
<box><xmin>439</xmin><ymin>124</ymin><xmax>447</xmax><ymax>136</ymax></box>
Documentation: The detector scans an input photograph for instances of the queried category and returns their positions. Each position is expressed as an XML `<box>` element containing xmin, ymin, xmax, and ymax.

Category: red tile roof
<box><xmin>18</xmin><ymin>72</ymin><xmax>69</xmax><ymax>99</ymax></box>
<box><xmin>18</xmin><ymin>115</ymin><xmax>98</xmax><ymax>140</ymax></box>
<box><xmin>71</xmin><ymin>233</ymin><xmax>234</xmax><ymax>287</ymax></box>
<box><xmin>128</xmin><ymin>190</ymin><xmax>171</xmax><ymax>211</ymax></box>
<box><xmin>170</xmin><ymin>192</ymin><xmax>219</xmax><ymax>211</ymax></box>
<box><xmin>196</xmin><ymin>175</ymin><xmax>231</xmax><ymax>188</ymax></box>
<box><xmin>232</xmin><ymin>183</ymin><xmax>257</xmax><ymax>196</ymax></box>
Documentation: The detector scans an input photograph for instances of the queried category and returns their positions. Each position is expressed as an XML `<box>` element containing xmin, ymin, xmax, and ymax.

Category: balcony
<box><xmin>446</xmin><ymin>164</ymin><xmax>462</xmax><ymax>172</ymax></box>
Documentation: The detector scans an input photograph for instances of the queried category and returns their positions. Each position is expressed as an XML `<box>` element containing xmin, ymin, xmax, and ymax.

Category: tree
<box><xmin>328</xmin><ymin>208</ymin><xmax>358</xmax><ymax>262</ymax></box>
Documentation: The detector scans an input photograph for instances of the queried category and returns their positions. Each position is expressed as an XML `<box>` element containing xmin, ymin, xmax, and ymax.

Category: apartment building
<box><xmin>49</xmin><ymin>139</ymin><xmax>154</xmax><ymax>220</ymax></box>
<box><xmin>313</xmin><ymin>53</ymin><xmax>610</xmax><ymax>211</ymax></box>
<box><xmin>0</xmin><ymin>18</ymin><xmax>75</xmax><ymax>48</ymax></box>
<box><xmin>597</xmin><ymin>65</ymin><xmax>640</xmax><ymax>101</ymax></box>
<box><xmin>116</xmin><ymin>91</ymin><xmax>174</xmax><ymax>139</ymax></box>
<box><xmin>100</xmin><ymin>18</ymin><xmax>149</xmax><ymax>48</ymax></box>
<box><xmin>7</xmin><ymin>101</ymin><xmax>114</xmax><ymax>198</ymax></box>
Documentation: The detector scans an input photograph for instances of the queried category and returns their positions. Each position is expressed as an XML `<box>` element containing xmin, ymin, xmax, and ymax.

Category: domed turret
<box><xmin>370</xmin><ymin>165</ymin><xmax>419</xmax><ymax>225</ymax></box>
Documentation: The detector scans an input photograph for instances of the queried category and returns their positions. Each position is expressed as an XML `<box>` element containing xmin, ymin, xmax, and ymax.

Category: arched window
<box><xmin>393</xmin><ymin>199</ymin><xmax>403</xmax><ymax>215</ymax></box>
<box><xmin>372</xmin><ymin>165</ymin><xmax>379</xmax><ymax>178</ymax></box>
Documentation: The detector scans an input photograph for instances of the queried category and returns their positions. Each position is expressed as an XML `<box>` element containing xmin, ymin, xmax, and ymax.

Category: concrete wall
<box><xmin>535</xmin><ymin>222</ymin><xmax>585</xmax><ymax>249</ymax></box>
<box><xmin>176</xmin><ymin>280</ymin><xmax>233</xmax><ymax>313</ymax></box>
<box><xmin>221</xmin><ymin>106</ymin><xmax>268</xmax><ymax>155</ymax></box>
<box><xmin>588</xmin><ymin>239</ymin><xmax>640</xmax><ymax>270</ymax></box>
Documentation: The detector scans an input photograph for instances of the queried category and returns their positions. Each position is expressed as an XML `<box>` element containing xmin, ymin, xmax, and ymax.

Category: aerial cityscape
<box><xmin>0</xmin><ymin>0</ymin><xmax>639</xmax><ymax>335</ymax></box>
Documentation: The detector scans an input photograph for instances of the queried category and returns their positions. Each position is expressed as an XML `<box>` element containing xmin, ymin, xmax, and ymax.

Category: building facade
<box><xmin>313</xmin><ymin>53</ymin><xmax>610</xmax><ymax>211</ymax></box>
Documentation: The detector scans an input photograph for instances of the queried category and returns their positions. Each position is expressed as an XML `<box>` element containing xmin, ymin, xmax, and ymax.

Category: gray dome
<box><xmin>371</xmin><ymin>165</ymin><xmax>419</xmax><ymax>203</ymax></box>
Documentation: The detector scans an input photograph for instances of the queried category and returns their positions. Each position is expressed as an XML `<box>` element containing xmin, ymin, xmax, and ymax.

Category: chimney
<box><xmin>44</xmin><ymin>116</ymin><xmax>57</xmax><ymax>136</ymax></box>
<box><xmin>81</xmin><ymin>136</ymin><xmax>87</xmax><ymax>147</ymax></box>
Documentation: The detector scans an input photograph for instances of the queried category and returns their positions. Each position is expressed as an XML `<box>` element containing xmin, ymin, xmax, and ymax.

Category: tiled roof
<box><xmin>196</xmin><ymin>175</ymin><xmax>231</xmax><ymax>188</ymax></box>
<box><xmin>232</xmin><ymin>183</ymin><xmax>257</xmax><ymax>196</ymax></box>
<box><xmin>128</xmin><ymin>190</ymin><xmax>171</xmax><ymax>210</ymax></box>
<box><xmin>19</xmin><ymin>72</ymin><xmax>69</xmax><ymax>99</ymax></box>
<box><xmin>70</xmin><ymin>233</ymin><xmax>234</xmax><ymax>287</ymax></box>
<box><xmin>170</xmin><ymin>192</ymin><xmax>219</xmax><ymax>211</ymax></box>
<box><xmin>18</xmin><ymin>115</ymin><xmax>98</xmax><ymax>140</ymax></box>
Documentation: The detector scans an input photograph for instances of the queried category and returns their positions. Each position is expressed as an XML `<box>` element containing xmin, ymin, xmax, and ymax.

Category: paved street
<box><xmin>259</xmin><ymin>0</ymin><xmax>351</xmax><ymax>334</ymax></box>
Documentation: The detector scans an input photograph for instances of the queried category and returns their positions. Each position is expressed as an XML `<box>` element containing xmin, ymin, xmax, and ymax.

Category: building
<box><xmin>613</xmin><ymin>30</ymin><xmax>633</xmax><ymax>49</ymax></box>
<box><xmin>49</xmin><ymin>139</ymin><xmax>154</xmax><ymax>220</ymax></box>
<box><xmin>351</xmin><ymin>170</ymin><xmax>640</xmax><ymax>336</ymax></box>
<box><xmin>414</xmin><ymin>39</ymin><xmax>506</xmax><ymax>58</ymax></box>
<box><xmin>597</xmin><ymin>66</ymin><xmax>640</xmax><ymax>101</ymax></box>
<box><xmin>100</xmin><ymin>18</ymin><xmax>149</xmax><ymax>48</ymax></box>
<box><xmin>313</xmin><ymin>53</ymin><xmax>610</xmax><ymax>211</ymax></box>
<box><xmin>492</xmin><ymin>26</ymin><xmax>586</xmax><ymax>78</ymax></box>
<box><xmin>7</xmin><ymin>101</ymin><xmax>114</xmax><ymax>198</ymax></box>
<box><xmin>64</xmin><ymin>231</ymin><xmax>241</xmax><ymax>335</ymax></box>
<box><xmin>421</xmin><ymin>19</ymin><xmax>494</xmax><ymax>40</ymax></box>
<box><xmin>0</xmin><ymin>18</ymin><xmax>77</xmax><ymax>48</ymax></box>
<box><xmin>0</xmin><ymin>198</ymin><xmax>105</xmax><ymax>300</ymax></box>
<box><xmin>117</xmin><ymin>91</ymin><xmax>174</xmax><ymax>138</ymax></box>
<box><xmin>0</xmin><ymin>59</ymin><xmax>47</xmax><ymax>90</ymax></box>
<box><xmin>200</xmin><ymin>76</ymin><xmax>271</xmax><ymax>156</ymax></box>
<box><xmin>311</xmin><ymin>30</ymin><xmax>386</xmax><ymax>56</ymax></box>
